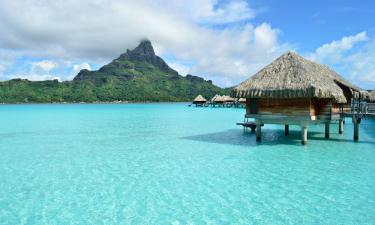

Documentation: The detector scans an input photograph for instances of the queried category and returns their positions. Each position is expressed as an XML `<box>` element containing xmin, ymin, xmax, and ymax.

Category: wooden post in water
<box><xmin>354</xmin><ymin>119</ymin><xmax>359</xmax><ymax>141</ymax></box>
<box><xmin>256</xmin><ymin>124</ymin><xmax>262</xmax><ymax>141</ymax></box>
<box><xmin>285</xmin><ymin>125</ymin><xmax>289</xmax><ymax>135</ymax></box>
<box><xmin>251</xmin><ymin>126</ymin><xmax>256</xmax><ymax>132</ymax></box>
<box><xmin>339</xmin><ymin>119</ymin><xmax>344</xmax><ymax>134</ymax></box>
<box><xmin>301</xmin><ymin>126</ymin><xmax>307</xmax><ymax>145</ymax></box>
<box><xmin>325</xmin><ymin>123</ymin><xmax>330</xmax><ymax>138</ymax></box>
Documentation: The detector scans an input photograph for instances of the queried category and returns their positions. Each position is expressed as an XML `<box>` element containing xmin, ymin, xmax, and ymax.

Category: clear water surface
<box><xmin>0</xmin><ymin>103</ymin><xmax>374</xmax><ymax>224</ymax></box>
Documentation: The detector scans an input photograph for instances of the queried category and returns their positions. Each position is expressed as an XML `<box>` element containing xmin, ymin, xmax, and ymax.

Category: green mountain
<box><xmin>0</xmin><ymin>40</ymin><xmax>228</xmax><ymax>103</ymax></box>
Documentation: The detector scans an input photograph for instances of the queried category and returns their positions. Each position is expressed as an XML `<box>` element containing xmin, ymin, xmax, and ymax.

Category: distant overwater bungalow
<box><xmin>192</xmin><ymin>94</ymin><xmax>207</xmax><ymax>107</ymax></box>
<box><xmin>211</xmin><ymin>95</ymin><xmax>224</xmax><ymax>106</ymax></box>
<box><xmin>222</xmin><ymin>95</ymin><xmax>235</xmax><ymax>103</ymax></box>
<box><xmin>206</xmin><ymin>95</ymin><xmax>240</xmax><ymax>107</ymax></box>
<box><xmin>233</xmin><ymin>51</ymin><xmax>370</xmax><ymax>145</ymax></box>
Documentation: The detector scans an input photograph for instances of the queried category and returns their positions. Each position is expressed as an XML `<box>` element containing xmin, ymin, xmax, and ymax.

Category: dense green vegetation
<box><xmin>0</xmin><ymin>41</ymin><xmax>229</xmax><ymax>103</ymax></box>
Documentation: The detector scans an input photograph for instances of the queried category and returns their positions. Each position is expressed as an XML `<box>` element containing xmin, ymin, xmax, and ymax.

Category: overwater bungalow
<box><xmin>192</xmin><ymin>94</ymin><xmax>207</xmax><ymax>107</ymax></box>
<box><xmin>210</xmin><ymin>94</ymin><xmax>219</xmax><ymax>103</ymax></box>
<box><xmin>223</xmin><ymin>95</ymin><xmax>235</xmax><ymax>107</ymax></box>
<box><xmin>233</xmin><ymin>51</ymin><xmax>368</xmax><ymax>144</ymax></box>
<box><xmin>211</xmin><ymin>95</ymin><xmax>225</xmax><ymax>107</ymax></box>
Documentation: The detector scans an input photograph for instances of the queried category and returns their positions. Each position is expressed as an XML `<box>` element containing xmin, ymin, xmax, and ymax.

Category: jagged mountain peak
<box><xmin>74</xmin><ymin>40</ymin><xmax>217</xmax><ymax>91</ymax></box>
<box><xmin>131</xmin><ymin>39</ymin><xmax>155</xmax><ymax>56</ymax></box>
<box><xmin>115</xmin><ymin>40</ymin><xmax>177</xmax><ymax>74</ymax></box>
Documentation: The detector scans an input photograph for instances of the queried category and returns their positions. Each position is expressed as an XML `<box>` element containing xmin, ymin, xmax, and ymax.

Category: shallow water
<box><xmin>0</xmin><ymin>103</ymin><xmax>374</xmax><ymax>224</ymax></box>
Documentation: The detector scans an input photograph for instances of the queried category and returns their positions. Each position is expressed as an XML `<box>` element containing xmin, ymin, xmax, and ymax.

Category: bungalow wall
<box><xmin>311</xmin><ymin>98</ymin><xmax>340</xmax><ymax>120</ymax></box>
<box><xmin>246</xmin><ymin>98</ymin><xmax>258</xmax><ymax>114</ymax></box>
<box><xmin>246</xmin><ymin>98</ymin><xmax>341</xmax><ymax>121</ymax></box>
<box><xmin>311</xmin><ymin>98</ymin><xmax>331</xmax><ymax>119</ymax></box>
<box><xmin>246</xmin><ymin>98</ymin><xmax>311</xmax><ymax>116</ymax></box>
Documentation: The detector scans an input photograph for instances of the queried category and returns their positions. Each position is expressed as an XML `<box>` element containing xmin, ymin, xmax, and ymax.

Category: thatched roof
<box><xmin>233</xmin><ymin>51</ymin><xmax>365</xmax><ymax>103</ymax></box>
<box><xmin>211</xmin><ymin>94</ymin><xmax>219</xmax><ymax>102</ymax></box>
<box><xmin>223</xmin><ymin>95</ymin><xmax>235</xmax><ymax>102</ymax></box>
<box><xmin>211</xmin><ymin>95</ymin><xmax>236</xmax><ymax>103</ymax></box>
<box><xmin>193</xmin><ymin>94</ymin><xmax>207</xmax><ymax>103</ymax></box>
<box><xmin>213</xmin><ymin>95</ymin><xmax>224</xmax><ymax>103</ymax></box>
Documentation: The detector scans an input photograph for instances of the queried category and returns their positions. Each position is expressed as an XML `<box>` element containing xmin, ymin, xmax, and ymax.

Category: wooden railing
<box><xmin>346</xmin><ymin>102</ymin><xmax>375</xmax><ymax>116</ymax></box>
<box><xmin>367</xmin><ymin>103</ymin><xmax>375</xmax><ymax>115</ymax></box>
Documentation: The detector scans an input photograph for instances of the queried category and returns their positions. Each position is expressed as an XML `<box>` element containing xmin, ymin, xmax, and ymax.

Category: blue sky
<box><xmin>0</xmin><ymin>0</ymin><xmax>374</xmax><ymax>89</ymax></box>
<box><xmin>252</xmin><ymin>0</ymin><xmax>375</xmax><ymax>50</ymax></box>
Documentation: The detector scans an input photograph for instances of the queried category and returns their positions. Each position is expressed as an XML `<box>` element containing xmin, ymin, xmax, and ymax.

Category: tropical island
<box><xmin>1</xmin><ymin>0</ymin><xmax>375</xmax><ymax>224</ymax></box>
<box><xmin>0</xmin><ymin>40</ymin><xmax>229</xmax><ymax>103</ymax></box>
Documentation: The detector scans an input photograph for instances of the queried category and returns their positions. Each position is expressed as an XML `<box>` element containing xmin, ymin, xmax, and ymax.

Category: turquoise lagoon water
<box><xmin>0</xmin><ymin>103</ymin><xmax>374</xmax><ymax>224</ymax></box>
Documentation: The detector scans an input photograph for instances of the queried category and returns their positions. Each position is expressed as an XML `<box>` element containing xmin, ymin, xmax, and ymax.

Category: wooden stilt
<box><xmin>256</xmin><ymin>124</ymin><xmax>262</xmax><ymax>141</ymax></box>
<box><xmin>339</xmin><ymin>119</ymin><xmax>344</xmax><ymax>134</ymax></box>
<box><xmin>301</xmin><ymin>126</ymin><xmax>307</xmax><ymax>145</ymax></box>
<box><xmin>325</xmin><ymin>123</ymin><xmax>330</xmax><ymax>138</ymax></box>
<box><xmin>354</xmin><ymin>120</ymin><xmax>359</xmax><ymax>141</ymax></box>
<box><xmin>285</xmin><ymin>125</ymin><xmax>289</xmax><ymax>135</ymax></box>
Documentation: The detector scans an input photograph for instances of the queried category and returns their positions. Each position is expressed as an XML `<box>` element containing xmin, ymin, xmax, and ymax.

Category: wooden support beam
<box><xmin>285</xmin><ymin>125</ymin><xmax>289</xmax><ymax>135</ymax></box>
<box><xmin>339</xmin><ymin>119</ymin><xmax>344</xmax><ymax>134</ymax></box>
<box><xmin>301</xmin><ymin>126</ymin><xmax>307</xmax><ymax>145</ymax></box>
<box><xmin>325</xmin><ymin>123</ymin><xmax>330</xmax><ymax>138</ymax></box>
<box><xmin>354</xmin><ymin>121</ymin><xmax>359</xmax><ymax>141</ymax></box>
<box><xmin>256</xmin><ymin>124</ymin><xmax>262</xmax><ymax>141</ymax></box>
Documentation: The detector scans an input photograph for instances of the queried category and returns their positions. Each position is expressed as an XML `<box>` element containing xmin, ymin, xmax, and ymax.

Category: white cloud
<box><xmin>10</xmin><ymin>60</ymin><xmax>60</xmax><ymax>81</ymax></box>
<box><xmin>72</xmin><ymin>63</ymin><xmax>91</xmax><ymax>76</ymax></box>
<box><xmin>307</xmin><ymin>32</ymin><xmax>368</xmax><ymax>63</ymax></box>
<box><xmin>31</xmin><ymin>60</ymin><xmax>57</xmax><ymax>73</ymax></box>
<box><xmin>168</xmin><ymin>62</ymin><xmax>191</xmax><ymax>76</ymax></box>
<box><xmin>164</xmin><ymin>23</ymin><xmax>290</xmax><ymax>86</ymax></box>
<box><xmin>306</xmin><ymin>32</ymin><xmax>375</xmax><ymax>89</ymax></box>
<box><xmin>253</xmin><ymin>23</ymin><xmax>279</xmax><ymax>51</ymax></box>
<box><xmin>344</xmin><ymin>41</ymin><xmax>375</xmax><ymax>85</ymax></box>
<box><xmin>0</xmin><ymin>0</ymin><xmax>288</xmax><ymax>86</ymax></box>
<box><xmin>190</xmin><ymin>0</ymin><xmax>255</xmax><ymax>24</ymax></box>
